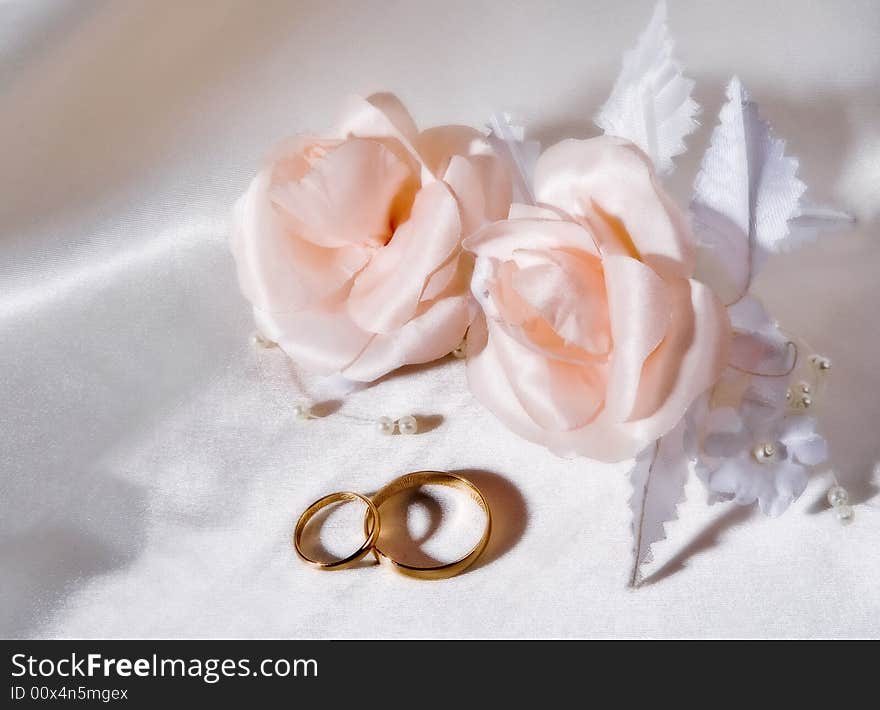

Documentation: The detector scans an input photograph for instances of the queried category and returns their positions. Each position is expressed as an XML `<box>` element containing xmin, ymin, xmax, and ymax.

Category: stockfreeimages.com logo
<box><xmin>11</xmin><ymin>653</ymin><xmax>317</xmax><ymax>684</ymax></box>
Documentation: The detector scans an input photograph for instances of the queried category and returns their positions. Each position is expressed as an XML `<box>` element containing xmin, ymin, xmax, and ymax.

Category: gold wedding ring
<box><xmin>368</xmin><ymin>471</ymin><xmax>492</xmax><ymax>580</ymax></box>
<box><xmin>293</xmin><ymin>472</ymin><xmax>492</xmax><ymax>579</ymax></box>
<box><xmin>293</xmin><ymin>491</ymin><xmax>380</xmax><ymax>570</ymax></box>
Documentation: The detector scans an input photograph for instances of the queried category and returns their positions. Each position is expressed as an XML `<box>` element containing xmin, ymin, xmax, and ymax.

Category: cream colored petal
<box><xmin>254</xmin><ymin>302</ymin><xmax>372</xmax><ymax>376</ymax></box>
<box><xmin>269</xmin><ymin>139</ymin><xmax>418</xmax><ymax>249</ymax></box>
<box><xmin>343</xmin><ymin>295</ymin><xmax>470</xmax><ymax>382</ymax></box>
<box><xmin>231</xmin><ymin>168</ymin><xmax>369</xmax><ymax>313</ymax></box>
<box><xmin>347</xmin><ymin>182</ymin><xmax>462</xmax><ymax>334</ymax></box>
<box><xmin>534</xmin><ymin>136</ymin><xmax>695</xmax><ymax>279</ymax></box>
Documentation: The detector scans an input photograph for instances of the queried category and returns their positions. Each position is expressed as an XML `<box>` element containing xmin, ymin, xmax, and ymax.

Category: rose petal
<box><xmin>603</xmin><ymin>255</ymin><xmax>670</xmax><ymax>420</ymax></box>
<box><xmin>463</xmin><ymin>218</ymin><xmax>599</xmax><ymax>261</ymax></box>
<box><xmin>231</xmin><ymin>168</ymin><xmax>369</xmax><ymax>312</ymax></box>
<box><xmin>421</xmin><ymin>249</ymin><xmax>472</xmax><ymax>303</ymax></box>
<box><xmin>418</xmin><ymin>125</ymin><xmax>512</xmax><ymax>217</ymax></box>
<box><xmin>508</xmin><ymin>203</ymin><xmax>565</xmax><ymax>220</ymax></box>
<box><xmin>266</xmin><ymin>136</ymin><xmax>342</xmax><ymax>183</ymax></box>
<box><xmin>270</xmin><ymin>139</ymin><xmax>418</xmax><ymax>249</ymax></box>
<box><xmin>508</xmin><ymin>250</ymin><xmax>610</xmax><ymax>355</ymax></box>
<box><xmin>347</xmin><ymin>182</ymin><xmax>462</xmax><ymax>334</ymax></box>
<box><xmin>473</xmin><ymin>256</ymin><xmax>598</xmax><ymax>366</ymax></box>
<box><xmin>253</xmin><ymin>302</ymin><xmax>372</xmax><ymax>376</ymax></box>
<box><xmin>337</xmin><ymin>93</ymin><xmax>422</xmax><ymax>167</ymax></box>
<box><xmin>443</xmin><ymin>155</ymin><xmax>487</xmax><ymax>237</ymax></box>
<box><xmin>343</xmin><ymin>295</ymin><xmax>470</xmax><ymax>382</ymax></box>
<box><xmin>629</xmin><ymin>278</ymin><xmax>731</xmax><ymax>426</ymax></box>
<box><xmin>416</xmin><ymin>125</ymin><xmax>488</xmax><ymax>173</ymax></box>
<box><xmin>467</xmin><ymin>314</ymin><xmax>542</xmax><ymax>439</ymax></box>
<box><xmin>466</xmin><ymin>153</ymin><xmax>512</xmax><ymax>223</ymax></box>
<box><xmin>468</xmin><ymin>272</ymin><xmax>729</xmax><ymax>462</ymax></box>
<box><xmin>534</xmin><ymin>136</ymin><xmax>695</xmax><ymax>279</ymax></box>
<box><xmin>467</xmin><ymin>315</ymin><xmax>634</xmax><ymax>460</ymax></box>
<box><xmin>479</xmin><ymin>317</ymin><xmax>604</xmax><ymax>431</ymax></box>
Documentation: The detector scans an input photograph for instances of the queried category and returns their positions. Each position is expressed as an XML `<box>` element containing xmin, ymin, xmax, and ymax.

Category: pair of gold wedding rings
<box><xmin>293</xmin><ymin>471</ymin><xmax>492</xmax><ymax>580</ymax></box>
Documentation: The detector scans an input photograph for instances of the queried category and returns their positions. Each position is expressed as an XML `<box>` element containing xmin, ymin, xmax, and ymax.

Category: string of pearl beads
<box><xmin>377</xmin><ymin>415</ymin><xmax>419</xmax><ymax>435</ymax></box>
<box><xmin>787</xmin><ymin>353</ymin><xmax>831</xmax><ymax>411</ymax></box>
<box><xmin>251</xmin><ymin>334</ymin><xmax>422</xmax><ymax>435</ymax></box>
<box><xmin>293</xmin><ymin>404</ymin><xmax>419</xmax><ymax>434</ymax></box>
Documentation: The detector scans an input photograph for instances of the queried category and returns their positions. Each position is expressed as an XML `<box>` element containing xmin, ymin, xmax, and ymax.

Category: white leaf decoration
<box><xmin>595</xmin><ymin>0</ymin><xmax>699</xmax><ymax>175</ymax></box>
<box><xmin>487</xmin><ymin>112</ymin><xmax>540</xmax><ymax>205</ymax></box>
<box><xmin>628</xmin><ymin>419</ymin><xmax>689</xmax><ymax>587</ymax></box>
<box><xmin>691</xmin><ymin>76</ymin><xmax>806</xmax><ymax>301</ymax></box>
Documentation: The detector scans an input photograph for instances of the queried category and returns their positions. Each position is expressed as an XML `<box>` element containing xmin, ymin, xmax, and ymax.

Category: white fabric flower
<box><xmin>695</xmin><ymin>375</ymin><xmax>827</xmax><ymax>516</ymax></box>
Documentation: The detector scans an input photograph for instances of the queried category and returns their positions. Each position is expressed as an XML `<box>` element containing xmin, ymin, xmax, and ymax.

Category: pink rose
<box><xmin>464</xmin><ymin>136</ymin><xmax>731</xmax><ymax>462</ymax></box>
<box><xmin>232</xmin><ymin>94</ymin><xmax>511</xmax><ymax>381</ymax></box>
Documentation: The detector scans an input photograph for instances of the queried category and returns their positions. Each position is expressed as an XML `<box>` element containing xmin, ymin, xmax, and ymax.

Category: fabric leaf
<box><xmin>628</xmin><ymin>419</ymin><xmax>689</xmax><ymax>587</ymax></box>
<box><xmin>594</xmin><ymin>0</ymin><xmax>699</xmax><ymax>175</ymax></box>
<box><xmin>487</xmin><ymin>112</ymin><xmax>540</xmax><ymax>205</ymax></box>
<box><xmin>691</xmin><ymin>76</ymin><xmax>806</xmax><ymax>300</ymax></box>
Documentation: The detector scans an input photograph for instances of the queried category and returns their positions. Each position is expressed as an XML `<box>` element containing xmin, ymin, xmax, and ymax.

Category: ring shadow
<box><xmin>454</xmin><ymin>469</ymin><xmax>528</xmax><ymax>571</ymax></box>
<box><xmin>364</xmin><ymin>469</ymin><xmax>528</xmax><ymax>575</ymax></box>
<box><xmin>372</xmin><ymin>490</ymin><xmax>447</xmax><ymax>568</ymax></box>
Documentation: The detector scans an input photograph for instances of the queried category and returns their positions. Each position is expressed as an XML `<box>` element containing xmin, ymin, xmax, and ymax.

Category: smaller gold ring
<box><xmin>368</xmin><ymin>471</ymin><xmax>492</xmax><ymax>580</ymax></box>
<box><xmin>294</xmin><ymin>491</ymin><xmax>380</xmax><ymax>570</ymax></box>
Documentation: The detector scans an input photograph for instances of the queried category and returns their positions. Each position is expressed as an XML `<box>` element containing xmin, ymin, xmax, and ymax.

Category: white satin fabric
<box><xmin>2</xmin><ymin>0</ymin><xmax>879</xmax><ymax>639</ymax></box>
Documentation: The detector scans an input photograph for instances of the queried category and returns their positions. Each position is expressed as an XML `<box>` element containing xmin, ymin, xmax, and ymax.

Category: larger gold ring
<box><xmin>294</xmin><ymin>491</ymin><xmax>380</xmax><ymax>570</ymax></box>
<box><xmin>368</xmin><ymin>471</ymin><xmax>492</xmax><ymax>580</ymax></box>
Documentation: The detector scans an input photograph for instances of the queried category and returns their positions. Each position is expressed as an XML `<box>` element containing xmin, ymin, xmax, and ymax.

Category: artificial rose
<box><xmin>464</xmin><ymin>136</ymin><xmax>731</xmax><ymax>462</ymax></box>
<box><xmin>232</xmin><ymin>93</ymin><xmax>511</xmax><ymax>381</ymax></box>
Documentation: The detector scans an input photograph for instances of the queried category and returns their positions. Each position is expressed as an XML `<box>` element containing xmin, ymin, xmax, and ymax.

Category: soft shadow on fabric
<box><xmin>457</xmin><ymin>469</ymin><xmax>529</xmax><ymax>571</ymax></box>
<box><xmin>0</xmin><ymin>477</ymin><xmax>149</xmax><ymax>639</ymax></box>
<box><xmin>367</xmin><ymin>469</ymin><xmax>527</xmax><ymax>575</ymax></box>
<box><xmin>638</xmin><ymin>503</ymin><xmax>755</xmax><ymax>588</ymax></box>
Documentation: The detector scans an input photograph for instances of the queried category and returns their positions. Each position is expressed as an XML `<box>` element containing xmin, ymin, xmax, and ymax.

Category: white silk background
<box><xmin>2</xmin><ymin>0</ymin><xmax>878</xmax><ymax>639</ymax></box>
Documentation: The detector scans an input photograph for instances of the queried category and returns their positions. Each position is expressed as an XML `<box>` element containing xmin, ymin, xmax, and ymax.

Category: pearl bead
<box><xmin>809</xmin><ymin>354</ymin><xmax>832</xmax><ymax>372</ymax></box>
<box><xmin>293</xmin><ymin>403</ymin><xmax>312</xmax><ymax>421</ymax></box>
<box><xmin>397</xmin><ymin>415</ymin><xmax>418</xmax><ymax>435</ymax></box>
<box><xmin>798</xmin><ymin>381</ymin><xmax>811</xmax><ymax>394</ymax></box>
<box><xmin>785</xmin><ymin>388</ymin><xmax>793</xmax><ymax>401</ymax></box>
<box><xmin>800</xmin><ymin>395</ymin><xmax>812</xmax><ymax>409</ymax></box>
<box><xmin>452</xmin><ymin>342</ymin><xmax>467</xmax><ymax>359</ymax></box>
<box><xmin>752</xmin><ymin>441</ymin><xmax>776</xmax><ymax>463</ymax></box>
<box><xmin>835</xmin><ymin>504</ymin><xmax>855</xmax><ymax>525</ymax></box>
<box><xmin>377</xmin><ymin>416</ymin><xmax>395</xmax><ymax>435</ymax></box>
<box><xmin>827</xmin><ymin>485</ymin><xmax>849</xmax><ymax>507</ymax></box>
